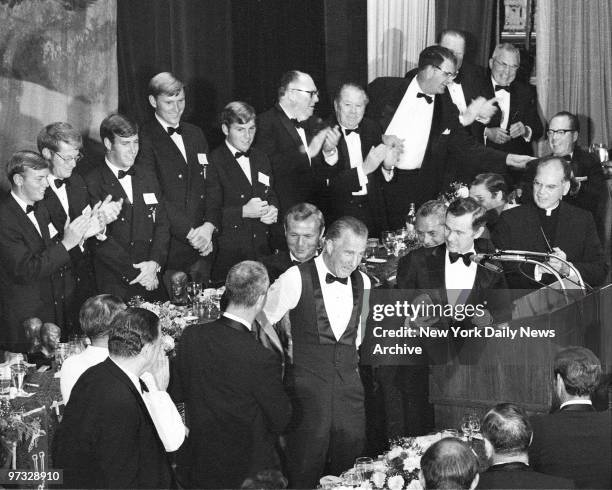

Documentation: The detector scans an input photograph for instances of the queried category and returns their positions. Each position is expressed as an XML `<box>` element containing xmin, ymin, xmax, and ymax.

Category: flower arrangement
<box><xmin>438</xmin><ymin>181</ymin><xmax>470</xmax><ymax>206</ymax></box>
<box><xmin>137</xmin><ymin>301</ymin><xmax>194</xmax><ymax>354</ymax></box>
<box><xmin>0</xmin><ymin>399</ymin><xmax>45</xmax><ymax>458</ymax></box>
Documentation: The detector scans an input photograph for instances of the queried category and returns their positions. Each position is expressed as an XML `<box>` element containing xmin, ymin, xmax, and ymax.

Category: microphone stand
<box><xmin>522</xmin><ymin>258</ymin><xmax>569</xmax><ymax>305</ymax></box>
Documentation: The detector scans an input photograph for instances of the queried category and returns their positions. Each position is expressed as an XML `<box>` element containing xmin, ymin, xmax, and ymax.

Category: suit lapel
<box><xmin>275</xmin><ymin>104</ymin><xmax>305</xmax><ymax>149</ymax></box>
<box><xmin>100</xmin><ymin>164</ymin><xmax>129</xmax><ymax>203</ymax></box>
<box><xmin>221</xmin><ymin>145</ymin><xmax>254</xmax><ymax>191</ymax></box>
<box><xmin>9</xmin><ymin>196</ymin><xmax>45</xmax><ymax>246</ymax></box>
<box><xmin>154</xmin><ymin>118</ymin><xmax>187</xmax><ymax>165</ymax></box>
<box><xmin>43</xmin><ymin>186</ymin><xmax>68</xmax><ymax>229</ymax></box>
<box><xmin>427</xmin><ymin>245</ymin><xmax>448</xmax><ymax>304</ymax></box>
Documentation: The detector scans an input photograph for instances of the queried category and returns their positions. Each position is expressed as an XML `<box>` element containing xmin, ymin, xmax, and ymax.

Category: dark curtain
<box><xmin>435</xmin><ymin>0</ymin><xmax>497</xmax><ymax>68</ymax></box>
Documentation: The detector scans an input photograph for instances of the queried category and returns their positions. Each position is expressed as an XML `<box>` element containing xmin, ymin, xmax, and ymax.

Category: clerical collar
<box><xmin>222</xmin><ymin>311</ymin><xmax>252</xmax><ymax>331</ymax></box>
<box><xmin>155</xmin><ymin>113</ymin><xmax>180</xmax><ymax>131</ymax></box>
<box><xmin>538</xmin><ymin>202</ymin><xmax>560</xmax><ymax>217</ymax></box>
<box><xmin>10</xmin><ymin>191</ymin><xmax>33</xmax><ymax>213</ymax></box>
<box><xmin>560</xmin><ymin>399</ymin><xmax>592</xmax><ymax>409</ymax></box>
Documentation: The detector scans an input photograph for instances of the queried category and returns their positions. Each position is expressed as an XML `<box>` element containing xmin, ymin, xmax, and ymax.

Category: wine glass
<box><xmin>354</xmin><ymin>456</ymin><xmax>373</xmax><ymax>481</ymax></box>
<box><xmin>382</xmin><ymin>231</ymin><xmax>395</xmax><ymax>255</ymax></box>
<box><xmin>10</xmin><ymin>362</ymin><xmax>28</xmax><ymax>397</ymax></box>
<box><xmin>365</xmin><ymin>238</ymin><xmax>379</xmax><ymax>260</ymax></box>
<box><xmin>590</xmin><ymin>143</ymin><xmax>609</xmax><ymax>163</ymax></box>
<box><xmin>0</xmin><ymin>367</ymin><xmax>11</xmax><ymax>396</ymax></box>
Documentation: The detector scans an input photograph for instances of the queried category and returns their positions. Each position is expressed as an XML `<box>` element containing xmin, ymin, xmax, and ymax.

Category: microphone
<box><xmin>491</xmin><ymin>250</ymin><xmax>551</xmax><ymax>261</ymax></box>
<box><xmin>469</xmin><ymin>253</ymin><xmax>503</xmax><ymax>273</ymax></box>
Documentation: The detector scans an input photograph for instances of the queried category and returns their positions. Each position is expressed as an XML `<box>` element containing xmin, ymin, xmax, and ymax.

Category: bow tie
<box><xmin>344</xmin><ymin>127</ymin><xmax>360</xmax><ymax>136</ymax></box>
<box><xmin>291</xmin><ymin>259</ymin><xmax>301</xmax><ymax>266</ymax></box>
<box><xmin>54</xmin><ymin>178</ymin><xmax>66</xmax><ymax>189</ymax></box>
<box><xmin>449</xmin><ymin>252</ymin><xmax>472</xmax><ymax>266</ymax></box>
<box><xmin>117</xmin><ymin>167</ymin><xmax>135</xmax><ymax>179</ymax></box>
<box><xmin>290</xmin><ymin>118</ymin><xmax>306</xmax><ymax>129</ymax></box>
<box><xmin>561</xmin><ymin>154</ymin><xmax>572</xmax><ymax>162</ymax></box>
<box><xmin>325</xmin><ymin>272</ymin><xmax>348</xmax><ymax>285</ymax></box>
<box><xmin>167</xmin><ymin>126</ymin><xmax>183</xmax><ymax>136</ymax></box>
<box><xmin>495</xmin><ymin>85</ymin><xmax>510</xmax><ymax>93</ymax></box>
<box><xmin>25</xmin><ymin>204</ymin><xmax>37</xmax><ymax>214</ymax></box>
<box><xmin>453</xmin><ymin>71</ymin><xmax>463</xmax><ymax>84</ymax></box>
<box><xmin>234</xmin><ymin>150</ymin><xmax>251</xmax><ymax>159</ymax></box>
<box><xmin>417</xmin><ymin>92</ymin><xmax>433</xmax><ymax>104</ymax></box>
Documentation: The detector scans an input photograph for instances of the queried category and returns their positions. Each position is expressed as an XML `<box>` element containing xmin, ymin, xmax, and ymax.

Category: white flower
<box><xmin>403</xmin><ymin>456</ymin><xmax>421</xmax><ymax>472</ymax></box>
<box><xmin>371</xmin><ymin>471</ymin><xmax>387</xmax><ymax>488</ymax></box>
<box><xmin>456</xmin><ymin>186</ymin><xmax>469</xmax><ymax>198</ymax></box>
<box><xmin>161</xmin><ymin>334</ymin><xmax>175</xmax><ymax>352</ymax></box>
<box><xmin>387</xmin><ymin>475</ymin><xmax>405</xmax><ymax>490</ymax></box>
<box><xmin>406</xmin><ymin>479</ymin><xmax>422</xmax><ymax>490</ymax></box>
<box><xmin>387</xmin><ymin>446</ymin><xmax>403</xmax><ymax>460</ymax></box>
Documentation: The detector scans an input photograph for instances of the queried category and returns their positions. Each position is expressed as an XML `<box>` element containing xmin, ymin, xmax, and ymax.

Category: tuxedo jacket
<box><xmin>206</xmin><ymin>144</ymin><xmax>278</xmax><ymax>280</ymax></box>
<box><xmin>477</xmin><ymin>461</ymin><xmax>575</xmax><ymax>489</ymax></box>
<box><xmin>478</xmin><ymin>77</ymin><xmax>544</xmax><ymax>155</ymax></box>
<box><xmin>529</xmin><ymin>404</ymin><xmax>612</xmax><ymax>489</ymax></box>
<box><xmin>260</xmin><ymin>250</ymin><xmax>294</xmax><ymax>283</ymax></box>
<box><xmin>492</xmin><ymin>202</ymin><xmax>607</xmax><ymax>289</ymax></box>
<box><xmin>84</xmin><ymin>163</ymin><xmax>169</xmax><ymax>300</ymax></box>
<box><xmin>0</xmin><ymin>194</ymin><xmax>73</xmax><ymax>351</ymax></box>
<box><xmin>170</xmin><ymin>316</ymin><xmax>291</xmax><ymax>489</ymax></box>
<box><xmin>53</xmin><ymin>358</ymin><xmax>173</xmax><ymax>489</ymax></box>
<box><xmin>136</xmin><ymin>119</ymin><xmax>211</xmax><ymax>271</ymax></box>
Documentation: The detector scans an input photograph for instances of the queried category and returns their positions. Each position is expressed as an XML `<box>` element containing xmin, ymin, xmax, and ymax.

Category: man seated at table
<box><xmin>478</xmin><ymin>402</ymin><xmax>574</xmax><ymax>489</ymax></box>
<box><xmin>28</xmin><ymin>322</ymin><xmax>60</xmax><ymax>368</ymax></box>
<box><xmin>469</xmin><ymin>172</ymin><xmax>518</xmax><ymax>236</ymax></box>
<box><xmin>529</xmin><ymin>346</ymin><xmax>611</xmax><ymax>489</ymax></box>
<box><xmin>414</xmin><ymin>199</ymin><xmax>447</xmax><ymax>249</ymax></box>
<box><xmin>420</xmin><ymin>438</ymin><xmax>479</xmax><ymax>490</ymax></box>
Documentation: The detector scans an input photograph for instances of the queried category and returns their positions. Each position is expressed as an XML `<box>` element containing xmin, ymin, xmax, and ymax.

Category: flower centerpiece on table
<box><xmin>438</xmin><ymin>181</ymin><xmax>470</xmax><ymax>206</ymax></box>
<box><xmin>0</xmin><ymin>399</ymin><xmax>45</xmax><ymax>466</ymax></box>
<box><xmin>137</xmin><ymin>301</ymin><xmax>195</xmax><ymax>355</ymax></box>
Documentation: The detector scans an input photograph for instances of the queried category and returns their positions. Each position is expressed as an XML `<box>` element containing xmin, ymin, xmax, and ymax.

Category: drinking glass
<box><xmin>590</xmin><ymin>143</ymin><xmax>609</xmax><ymax>163</ymax></box>
<box><xmin>365</xmin><ymin>238</ymin><xmax>379</xmax><ymax>260</ymax></box>
<box><xmin>355</xmin><ymin>456</ymin><xmax>373</xmax><ymax>481</ymax></box>
<box><xmin>382</xmin><ymin>231</ymin><xmax>395</xmax><ymax>255</ymax></box>
<box><xmin>10</xmin><ymin>362</ymin><xmax>28</xmax><ymax>396</ymax></box>
<box><xmin>54</xmin><ymin>343</ymin><xmax>69</xmax><ymax>370</ymax></box>
<box><xmin>0</xmin><ymin>367</ymin><xmax>11</xmax><ymax>395</ymax></box>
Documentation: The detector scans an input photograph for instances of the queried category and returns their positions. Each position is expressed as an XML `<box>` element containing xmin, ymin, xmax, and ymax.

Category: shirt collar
<box><xmin>47</xmin><ymin>174</ymin><xmax>64</xmax><ymax>189</ymax></box>
<box><xmin>222</xmin><ymin>312</ymin><xmax>252</xmax><ymax>331</ymax></box>
<box><xmin>225</xmin><ymin>140</ymin><xmax>245</xmax><ymax>157</ymax></box>
<box><xmin>11</xmin><ymin>191</ymin><xmax>32</xmax><ymax>213</ymax></box>
<box><xmin>539</xmin><ymin>201</ymin><xmax>560</xmax><ymax>216</ymax></box>
<box><xmin>155</xmin><ymin>113</ymin><xmax>179</xmax><ymax>131</ymax></box>
<box><xmin>105</xmin><ymin>158</ymin><xmax>129</xmax><ymax>179</ymax></box>
<box><xmin>560</xmin><ymin>399</ymin><xmax>592</xmax><ymax>409</ymax></box>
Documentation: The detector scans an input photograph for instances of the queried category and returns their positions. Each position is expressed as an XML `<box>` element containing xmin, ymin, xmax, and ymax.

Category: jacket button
<box><xmin>130</xmin><ymin>241</ymin><xmax>134</xmax><ymax>246</ymax></box>
<box><xmin>178</xmin><ymin>174</ymin><xmax>183</xmax><ymax>179</ymax></box>
<box><xmin>120</xmin><ymin>217</ymin><xmax>125</xmax><ymax>222</ymax></box>
<box><xmin>240</xmin><ymin>194</ymin><xmax>244</xmax><ymax>198</ymax></box>
<box><xmin>253</xmin><ymin>233</ymin><xmax>256</xmax><ymax>238</ymax></box>
<box><xmin>200</xmin><ymin>195</ymin><xmax>204</xmax><ymax>199</ymax></box>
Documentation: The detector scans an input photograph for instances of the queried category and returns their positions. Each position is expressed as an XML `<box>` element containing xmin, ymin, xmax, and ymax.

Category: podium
<box><xmin>430</xmin><ymin>285</ymin><xmax>612</xmax><ymax>429</ymax></box>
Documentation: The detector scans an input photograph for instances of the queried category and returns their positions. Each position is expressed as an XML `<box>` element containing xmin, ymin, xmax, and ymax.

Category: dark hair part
<box><xmin>220</xmin><ymin>101</ymin><xmax>256</xmax><ymax>127</ymax></box>
<box><xmin>535</xmin><ymin>156</ymin><xmax>572</xmax><ymax>182</ymax></box>
<box><xmin>278</xmin><ymin>70</ymin><xmax>304</xmax><ymax>98</ymax></box>
<box><xmin>148</xmin><ymin>72</ymin><xmax>184</xmax><ymax>97</ymax></box>
<box><xmin>7</xmin><ymin>150</ymin><xmax>49</xmax><ymax>186</ymax></box>
<box><xmin>100</xmin><ymin>113</ymin><xmax>138</xmax><ymax>145</ymax></box>
<box><xmin>437</xmin><ymin>28</ymin><xmax>466</xmax><ymax>44</ymax></box>
<box><xmin>481</xmin><ymin>403</ymin><xmax>532</xmax><ymax>455</ymax></box>
<box><xmin>225</xmin><ymin>261</ymin><xmax>269</xmax><ymax>308</ymax></box>
<box><xmin>37</xmin><ymin>122</ymin><xmax>82</xmax><ymax>153</ymax></box>
<box><xmin>471</xmin><ymin>173</ymin><xmax>509</xmax><ymax>200</ymax></box>
<box><xmin>108</xmin><ymin>308</ymin><xmax>160</xmax><ymax>358</ymax></box>
<box><xmin>325</xmin><ymin>216</ymin><xmax>368</xmax><ymax>242</ymax></box>
<box><xmin>418</xmin><ymin>45</ymin><xmax>457</xmax><ymax>72</ymax></box>
<box><xmin>334</xmin><ymin>82</ymin><xmax>369</xmax><ymax>105</ymax></box>
<box><xmin>554</xmin><ymin>346</ymin><xmax>601</xmax><ymax>396</ymax></box>
<box><xmin>416</xmin><ymin>199</ymin><xmax>447</xmax><ymax>222</ymax></box>
<box><xmin>446</xmin><ymin>197</ymin><xmax>486</xmax><ymax>230</ymax></box>
<box><xmin>284</xmin><ymin>202</ymin><xmax>325</xmax><ymax>232</ymax></box>
<box><xmin>421</xmin><ymin>438</ymin><xmax>479</xmax><ymax>490</ymax></box>
<box><xmin>79</xmin><ymin>294</ymin><xmax>126</xmax><ymax>339</ymax></box>
<box><xmin>550</xmin><ymin>111</ymin><xmax>580</xmax><ymax>133</ymax></box>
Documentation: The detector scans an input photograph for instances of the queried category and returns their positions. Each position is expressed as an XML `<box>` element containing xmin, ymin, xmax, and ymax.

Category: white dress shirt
<box><xmin>226</xmin><ymin>141</ymin><xmax>252</xmax><ymax>184</ymax></box>
<box><xmin>263</xmin><ymin>254</ymin><xmax>371</xmax><ymax>346</ymax></box>
<box><xmin>385</xmin><ymin>77</ymin><xmax>435</xmax><ymax>170</ymax></box>
<box><xmin>105</xmin><ymin>159</ymin><xmax>134</xmax><ymax>203</ymax></box>
<box><xmin>156</xmin><ymin>113</ymin><xmax>187</xmax><ymax>162</ymax></box>
<box><xmin>47</xmin><ymin>175</ymin><xmax>70</xmax><ymax>216</ymax></box>
<box><xmin>60</xmin><ymin>345</ymin><xmax>109</xmax><ymax>402</ymax></box>
<box><xmin>447</xmin><ymin>80</ymin><xmax>468</xmax><ymax>115</ymax></box>
<box><xmin>445</xmin><ymin>247</ymin><xmax>477</xmax><ymax>307</ymax></box>
<box><xmin>492</xmin><ymin>77</ymin><xmax>511</xmax><ymax>130</ymax></box>
<box><xmin>341</xmin><ymin>127</ymin><xmax>368</xmax><ymax>195</ymax></box>
<box><xmin>11</xmin><ymin>192</ymin><xmax>41</xmax><ymax>236</ymax></box>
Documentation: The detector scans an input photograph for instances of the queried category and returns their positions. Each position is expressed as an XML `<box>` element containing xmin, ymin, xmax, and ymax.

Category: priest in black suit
<box><xmin>38</xmin><ymin>122</ymin><xmax>122</xmax><ymax>334</ymax></box>
<box><xmin>171</xmin><ymin>261</ymin><xmax>291</xmax><ymax>489</ymax></box>
<box><xmin>85</xmin><ymin>113</ymin><xmax>170</xmax><ymax>302</ymax></box>
<box><xmin>529</xmin><ymin>347</ymin><xmax>611</xmax><ymax>489</ymax></box>
<box><xmin>0</xmin><ymin>151</ymin><xmax>95</xmax><ymax>354</ymax></box>
<box><xmin>136</xmin><ymin>72</ymin><xmax>215</xmax><ymax>286</ymax></box>
<box><xmin>54</xmin><ymin>308</ymin><xmax>174</xmax><ymax>489</ymax></box>
<box><xmin>206</xmin><ymin>101</ymin><xmax>279</xmax><ymax>282</ymax></box>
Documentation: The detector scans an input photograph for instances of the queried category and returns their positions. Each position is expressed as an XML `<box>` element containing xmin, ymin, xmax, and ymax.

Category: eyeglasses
<box><xmin>547</xmin><ymin>129</ymin><xmax>575</xmax><ymax>136</ymax></box>
<box><xmin>290</xmin><ymin>88</ymin><xmax>319</xmax><ymax>98</ymax></box>
<box><xmin>432</xmin><ymin>65</ymin><xmax>458</xmax><ymax>80</ymax></box>
<box><xmin>492</xmin><ymin>58</ymin><xmax>520</xmax><ymax>71</ymax></box>
<box><xmin>53</xmin><ymin>151</ymin><xmax>83</xmax><ymax>163</ymax></box>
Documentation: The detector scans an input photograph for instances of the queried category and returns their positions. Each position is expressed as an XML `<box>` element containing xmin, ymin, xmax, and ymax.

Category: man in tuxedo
<box><xmin>415</xmin><ymin>199</ymin><xmax>447</xmax><ymax>248</ymax></box>
<box><xmin>206</xmin><ymin>101</ymin><xmax>279</xmax><ymax>282</ymax></box>
<box><xmin>85</xmin><ymin>113</ymin><xmax>170</xmax><ymax>301</ymax></box>
<box><xmin>377</xmin><ymin>45</ymin><xmax>529</xmax><ymax>228</ymax></box>
<box><xmin>263</xmin><ymin>216</ymin><xmax>371</xmax><ymax>488</ymax></box>
<box><xmin>492</xmin><ymin>157</ymin><xmax>607</xmax><ymax>290</ymax></box>
<box><xmin>420</xmin><ymin>438</ymin><xmax>480</xmax><ymax>490</ymax></box>
<box><xmin>470</xmin><ymin>173</ymin><xmax>518</xmax><ymax>237</ymax></box>
<box><xmin>171</xmin><ymin>261</ymin><xmax>291</xmax><ymax>489</ymax></box>
<box><xmin>136</xmin><ymin>72</ymin><xmax>215</xmax><ymax>287</ymax></box>
<box><xmin>479</xmin><ymin>402</ymin><xmax>574</xmax><ymax>489</ymax></box>
<box><xmin>54</xmin><ymin>307</ymin><xmax>174</xmax><ymax>489</ymax></box>
<box><xmin>38</xmin><ymin>122</ymin><xmax>122</xmax><ymax>335</ymax></box>
<box><xmin>529</xmin><ymin>347</ymin><xmax>611</xmax><ymax>488</ymax></box>
<box><xmin>0</xmin><ymin>151</ymin><xmax>95</xmax><ymax>354</ymax></box>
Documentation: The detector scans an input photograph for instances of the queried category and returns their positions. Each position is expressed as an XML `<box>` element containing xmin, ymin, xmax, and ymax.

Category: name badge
<box><xmin>198</xmin><ymin>153</ymin><xmax>208</xmax><ymax>166</ymax></box>
<box><xmin>48</xmin><ymin>223</ymin><xmax>58</xmax><ymax>239</ymax></box>
<box><xmin>81</xmin><ymin>204</ymin><xmax>92</xmax><ymax>216</ymax></box>
<box><xmin>143</xmin><ymin>193</ymin><xmax>158</xmax><ymax>205</ymax></box>
<box><xmin>258</xmin><ymin>172</ymin><xmax>270</xmax><ymax>186</ymax></box>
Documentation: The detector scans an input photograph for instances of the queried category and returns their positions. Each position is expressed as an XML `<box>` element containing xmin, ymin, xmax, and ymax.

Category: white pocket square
<box><xmin>442</xmin><ymin>128</ymin><xmax>451</xmax><ymax>135</ymax></box>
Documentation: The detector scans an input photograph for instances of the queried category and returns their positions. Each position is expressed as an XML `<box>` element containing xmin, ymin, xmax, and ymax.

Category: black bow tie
<box><xmin>453</xmin><ymin>71</ymin><xmax>463</xmax><ymax>84</ymax></box>
<box><xmin>234</xmin><ymin>150</ymin><xmax>251</xmax><ymax>159</ymax></box>
<box><xmin>167</xmin><ymin>126</ymin><xmax>183</xmax><ymax>136</ymax></box>
<box><xmin>54</xmin><ymin>178</ymin><xmax>65</xmax><ymax>189</ymax></box>
<box><xmin>417</xmin><ymin>92</ymin><xmax>433</xmax><ymax>104</ymax></box>
<box><xmin>291</xmin><ymin>259</ymin><xmax>301</xmax><ymax>266</ymax></box>
<box><xmin>325</xmin><ymin>272</ymin><xmax>348</xmax><ymax>285</ymax></box>
<box><xmin>495</xmin><ymin>85</ymin><xmax>510</xmax><ymax>93</ymax></box>
<box><xmin>117</xmin><ymin>167</ymin><xmax>135</xmax><ymax>179</ymax></box>
<box><xmin>449</xmin><ymin>252</ymin><xmax>472</xmax><ymax>266</ymax></box>
<box><xmin>344</xmin><ymin>127</ymin><xmax>360</xmax><ymax>136</ymax></box>
<box><xmin>561</xmin><ymin>154</ymin><xmax>572</xmax><ymax>162</ymax></box>
<box><xmin>290</xmin><ymin>118</ymin><xmax>306</xmax><ymax>129</ymax></box>
<box><xmin>25</xmin><ymin>204</ymin><xmax>37</xmax><ymax>214</ymax></box>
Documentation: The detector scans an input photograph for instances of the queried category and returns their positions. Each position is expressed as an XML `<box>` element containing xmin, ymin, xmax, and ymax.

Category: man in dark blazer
<box><xmin>136</xmin><ymin>72</ymin><xmax>215</xmax><ymax>286</ymax></box>
<box><xmin>492</xmin><ymin>157</ymin><xmax>607</xmax><ymax>291</ymax></box>
<box><xmin>85</xmin><ymin>113</ymin><xmax>170</xmax><ymax>302</ymax></box>
<box><xmin>206</xmin><ymin>102</ymin><xmax>279</xmax><ymax>282</ymax></box>
<box><xmin>478</xmin><ymin>402</ymin><xmax>574</xmax><ymax>489</ymax></box>
<box><xmin>392</xmin><ymin>198</ymin><xmax>509</xmax><ymax>436</ymax></box>
<box><xmin>171</xmin><ymin>261</ymin><xmax>291</xmax><ymax>489</ymax></box>
<box><xmin>37</xmin><ymin>122</ymin><xmax>122</xmax><ymax>335</ymax></box>
<box><xmin>529</xmin><ymin>347</ymin><xmax>611</xmax><ymax>489</ymax></box>
<box><xmin>0</xmin><ymin>151</ymin><xmax>94</xmax><ymax>354</ymax></box>
<box><xmin>54</xmin><ymin>308</ymin><xmax>174</xmax><ymax>489</ymax></box>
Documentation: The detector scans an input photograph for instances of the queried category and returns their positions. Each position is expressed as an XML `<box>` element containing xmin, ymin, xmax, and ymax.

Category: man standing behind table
<box><xmin>263</xmin><ymin>216</ymin><xmax>371</xmax><ymax>488</ymax></box>
<box><xmin>206</xmin><ymin>101</ymin><xmax>279</xmax><ymax>282</ymax></box>
<box><xmin>85</xmin><ymin>113</ymin><xmax>170</xmax><ymax>302</ymax></box>
<box><xmin>136</xmin><ymin>72</ymin><xmax>216</xmax><ymax>286</ymax></box>
<box><xmin>0</xmin><ymin>151</ymin><xmax>98</xmax><ymax>354</ymax></box>
<box><xmin>171</xmin><ymin>261</ymin><xmax>291</xmax><ymax>489</ymax></box>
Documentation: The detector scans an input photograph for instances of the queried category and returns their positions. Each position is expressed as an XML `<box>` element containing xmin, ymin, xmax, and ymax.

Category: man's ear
<box><xmin>562</xmin><ymin>180</ymin><xmax>571</xmax><ymax>196</ymax></box>
<box><xmin>103</xmin><ymin>137</ymin><xmax>112</xmax><ymax>153</ymax></box>
<box><xmin>221</xmin><ymin>124</ymin><xmax>229</xmax><ymax>137</ymax></box>
<box><xmin>148</xmin><ymin>94</ymin><xmax>158</xmax><ymax>110</ymax></box>
<box><xmin>41</xmin><ymin>148</ymin><xmax>52</xmax><ymax>161</ymax></box>
<box><xmin>473</xmin><ymin>225</ymin><xmax>485</xmax><ymax>240</ymax></box>
<box><xmin>12</xmin><ymin>173</ymin><xmax>24</xmax><ymax>188</ymax></box>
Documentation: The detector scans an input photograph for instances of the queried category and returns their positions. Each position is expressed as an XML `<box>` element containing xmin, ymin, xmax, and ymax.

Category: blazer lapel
<box><xmin>154</xmin><ymin>118</ymin><xmax>187</xmax><ymax>165</ymax></box>
<box><xmin>222</xmin><ymin>145</ymin><xmax>254</xmax><ymax>191</ymax></box>
<box><xmin>43</xmin><ymin>186</ymin><xmax>68</xmax><ymax>229</ymax></box>
<box><xmin>100</xmin><ymin>164</ymin><xmax>129</xmax><ymax>203</ymax></box>
<box><xmin>9</xmin><ymin>197</ymin><xmax>45</xmax><ymax>246</ymax></box>
<box><xmin>275</xmin><ymin>104</ymin><xmax>305</xmax><ymax>150</ymax></box>
<box><xmin>427</xmin><ymin>245</ymin><xmax>448</xmax><ymax>304</ymax></box>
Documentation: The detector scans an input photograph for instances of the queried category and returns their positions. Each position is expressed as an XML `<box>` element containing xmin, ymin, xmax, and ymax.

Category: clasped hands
<box><xmin>243</xmin><ymin>197</ymin><xmax>278</xmax><ymax>224</ymax></box>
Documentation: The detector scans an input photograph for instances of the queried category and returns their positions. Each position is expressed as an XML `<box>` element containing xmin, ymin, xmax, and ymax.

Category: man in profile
<box><xmin>414</xmin><ymin>199</ymin><xmax>447</xmax><ymax>249</ymax></box>
<box><xmin>419</xmin><ymin>438</ymin><xmax>479</xmax><ymax>490</ymax></box>
<box><xmin>470</xmin><ymin>172</ymin><xmax>518</xmax><ymax>236</ymax></box>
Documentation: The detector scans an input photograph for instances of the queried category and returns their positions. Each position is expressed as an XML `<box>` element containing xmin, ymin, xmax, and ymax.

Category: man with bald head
<box><xmin>419</xmin><ymin>438</ymin><xmax>479</xmax><ymax>490</ymax></box>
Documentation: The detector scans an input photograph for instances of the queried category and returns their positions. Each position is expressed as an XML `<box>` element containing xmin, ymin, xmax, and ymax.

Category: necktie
<box><xmin>344</xmin><ymin>127</ymin><xmax>360</xmax><ymax>136</ymax></box>
<box><xmin>139</xmin><ymin>378</ymin><xmax>149</xmax><ymax>393</ymax></box>
<box><xmin>417</xmin><ymin>92</ymin><xmax>433</xmax><ymax>104</ymax></box>
<box><xmin>25</xmin><ymin>204</ymin><xmax>37</xmax><ymax>214</ymax></box>
<box><xmin>234</xmin><ymin>150</ymin><xmax>251</xmax><ymax>159</ymax></box>
<box><xmin>117</xmin><ymin>167</ymin><xmax>135</xmax><ymax>179</ymax></box>
<box><xmin>290</xmin><ymin>118</ymin><xmax>306</xmax><ymax>129</ymax></box>
<box><xmin>167</xmin><ymin>126</ymin><xmax>183</xmax><ymax>136</ymax></box>
<box><xmin>449</xmin><ymin>252</ymin><xmax>472</xmax><ymax>267</ymax></box>
<box><xmin>495</xmin><ymin>85</ymin><xmax>510</xmax><ymax>93</ymax></box>
<box><xmin>54</xmin><ymin>179</ymin><xmax>65</xmax><ymax>189</ymax></box>
<box><xmin>325</xmin><ymin>272</ymin><xmax>348</xmax><ymax>285</ymax></box>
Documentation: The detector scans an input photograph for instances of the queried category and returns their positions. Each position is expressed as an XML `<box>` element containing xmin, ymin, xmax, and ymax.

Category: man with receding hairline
<box><xmin>420</xmin><ymin>438</ymin><xmax>479</xmax><ymax>490</ymax></box>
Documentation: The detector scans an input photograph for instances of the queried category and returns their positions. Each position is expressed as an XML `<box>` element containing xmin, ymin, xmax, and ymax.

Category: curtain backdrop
<box><xmin>367</xmin><ymin>0</ymin><xmax>436</xmax><ymax>81</ymax></box>
<box><xmin>536</xmin><ymin>0</ymin><xmax>611</xmax><ymax>147</ymax></box>
<box><xmin>0</xmin><ymin>0</ymin><xmax>117</xmax><ymax>190</ymax></box>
